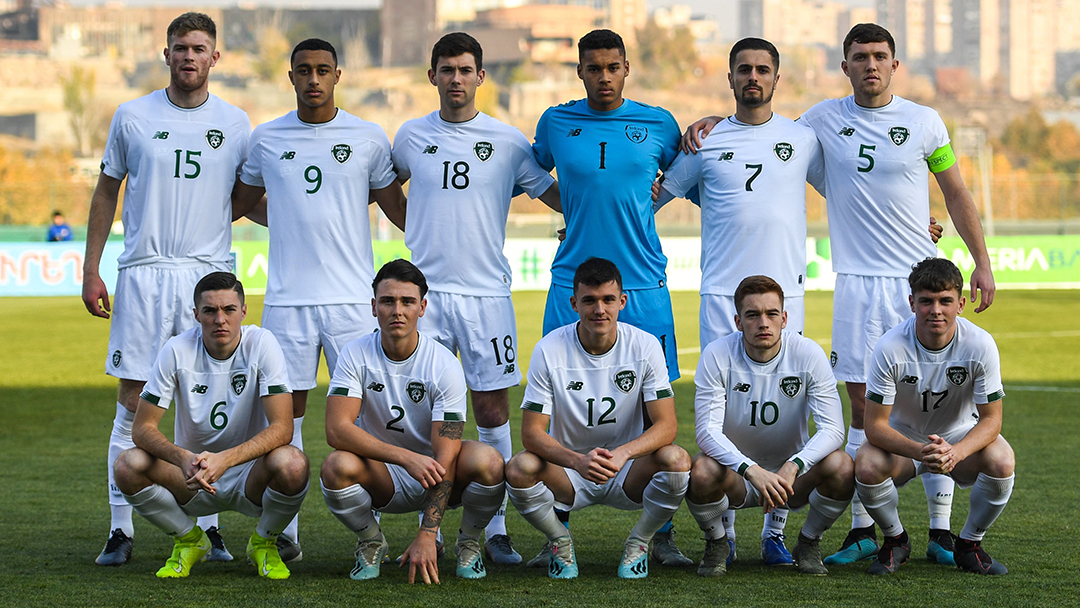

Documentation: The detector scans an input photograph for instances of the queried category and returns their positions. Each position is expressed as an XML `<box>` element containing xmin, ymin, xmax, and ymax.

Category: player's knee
<box><xmin>983</xmin><ymin>438</ymin><xmax>1015</xmax><ymax>478</ymax></box>
<box><xmin>459</xmin><ymin>440</ymin><xmax>505</xmax><ymax>486</ymax></box>
<box><xmin>853</xmin><ymin>447</ymin><xmax>890</xmax><ymax>485</ymax></box>
<box><xmin>268</xmin><ymin>445</ymin><xmax>309</xmax><ymax>492</ymax></box>
<box><xmin>821</xmin><ymin>450</ymin><xmax>856</xmax><ymax>498</ymax></box>
<box><xmin>320</xmin><ymin>450</ymin><xmax>361</xmax><ymax>490</ymax></box>
<box><xmin>654</xmin><ymin>444</ymin><xmax>691</xmax><ymax>473</ymax></box>
<box><xmin>113</xmin><ymin>447</ymin><xmax>151</xmax><ymax>492</ymax></box>
<box><xmin>505</xmin><ymin>451</ymin><xmax>542</xmax><ymax>487</ymax></box>
<box><xmin>688</xmin><ymin>453</ymin><xmax>724</xmax><ymax>501</ymax></box>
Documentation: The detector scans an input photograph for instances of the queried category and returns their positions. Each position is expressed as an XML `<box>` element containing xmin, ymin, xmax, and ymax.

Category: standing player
<box><xmin>856</xmin><ymin>257</ymin><xmax>1013</xmax><ymax>575</ymax></box>
<box><xmin>681</xmin><ymin>23</ymin><xmax>995</xmax><ymax>565</ymax></box>
<box><xmin>687</xmin><ymin>275</ymin><xmax>851</xmax><ymax>576</ymax></box>
<box><xmin>505</xmin><ymin>258</ymin><xmax>690</xmax><ymax>579</ymax></box>
<box><xmin>320</xmin><ymin>260</ymin><xmax>506</xmax><ymax>583</ymax></box>
<box><xmin>392</xmin><ymin>32</ymin><xmax>561</xmax><ymax>564</ymax></box>
<box><xmin>233</xmin><ymin>38</ymin><xmax>407</xmax><ymax>560</ymax></box>
<box><xmin>656</xmin><ymin>38</ymin><xmax>823</xmax><ymax>566</ymax></box>
<box><xmin>112</xmin><ymin>272</ymin><xmax>309</xmax><ymax>579</ymax></box>
<box><xmin>529</xmin><ymin>28</ymin><xmax>692</xmax><ymax>567</ymax></box>
<box><xmin>83</xmin><ymin>12</ymin><xmax>250</xmax><ymax>566</ymax></box>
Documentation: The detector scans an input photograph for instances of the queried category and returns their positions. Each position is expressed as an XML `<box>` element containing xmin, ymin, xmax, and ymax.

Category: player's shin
<box><xmin>763</xmin><ymin>508</ymin><xmax>789</xmax><ymax>540</ymax></box>
<box><xmin>856</xmin><ymin>478</ymin><xmax>904</xmax><ymax>537</ymax></box>
<box><xmin>845</xmin><ymin>427</ymin><xmax>874</xmax><ymax>529</ymax></box>
<box><xmin>322</xmin><ymin>482</ymin><xmax>381</xmax><ymax>540</ymax></box>
<box><xmin>460</xmin><ymin>481</ymin><xmax>506</xmax><ymax>539</ymax></box>
<box><xmin>478</xmin><ymin>423</ymin><xmax>513</xmax><ymax>537</ymax></box>
<box><xmin>124</xmin><ymin>484</ymin><xmax>195</xmax><ymax>537</ymax></box>
<box><xmin>281</xmin><ymin>415</ymin><xmax>304</xmax><ymax>543</ymax></box>
<box><xmin>922</xmin><ymin>473</ymin><xmax>955</xmax><ymax>531</ymax></box>
<box><xmin>802</xmin><ymin>489</ymin><xmax>848</xmax><ymax>539</ymax></box>
<box><xmin>507</xmin><ymin>482</ymin><xmax>568</xmax><ymax>541</ymax></box>
<box><xmin>108</xmin><ymin>403</ymin><xmax>136</xmax><ymax>536</ymax></box>
<box><xmin>960</xmin><ymin>473</ymin><xmax>1014</xmax><ymax>542</ymax></box>
<box><xmin>257</xmin><ymin>484</ymin><xmax>308</xmax><ymax>540</ymax></box>
<box><xmin>631</xmin><ymin>471</ymin><xmax>690</xmax><ymax>542</ymax></box>
<box><xmin>687</xmin><ymin>495</ymin><xmax>731</xmax><ymax>540</ymax></box>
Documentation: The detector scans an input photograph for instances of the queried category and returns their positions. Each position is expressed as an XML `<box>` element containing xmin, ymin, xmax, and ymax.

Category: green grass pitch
<box><xmin>1</xmin><ymin>290</ymin><xmax>1078</xmax><ymax>607</ymax></box>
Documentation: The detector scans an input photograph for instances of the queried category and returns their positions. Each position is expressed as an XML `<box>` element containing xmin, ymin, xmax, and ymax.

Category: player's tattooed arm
<box><xmin>437</xmin><ymin>421</ymin><xmax>464</xmax><ymax>440</ymax></box>
<box><xmin>420</xmin><ymin>480</ymin><xmax>452</xmax><ymax>532</ymax></box>
<box><xmin>423</xmin><ymin>419</ymin><xmax>463</xmax><ymax>526</ymax></box>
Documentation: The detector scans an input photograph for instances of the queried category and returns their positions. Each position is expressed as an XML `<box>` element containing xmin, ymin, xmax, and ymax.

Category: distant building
<box><xmin>951</xmin><ymin>0</ymin><xmax>1057</xmax><ymax>100</ymax></box>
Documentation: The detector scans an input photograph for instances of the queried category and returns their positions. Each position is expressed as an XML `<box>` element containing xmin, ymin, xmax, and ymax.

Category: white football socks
<box><xmin>960</xmin><ymin>473</ymin><xmax>1014</xmax><ymax>542</ymax></box>
<box><xmin>478</xmin><ymin>422</ymin><xmax>513</xmax><ymax>538</ymax></box>
<box><xmin>108</xmin><ymin>403</ymin><xmax>136</xmax><ymax>537</ymax></box>
<box><xmin>687</xmin><ymin>496</ymin><xmax>731</xmax><ymax>540</ymax></box>
<box><xmin>322</xmin><ymin>482</ymin><xmax>380</xmax><ymax>540</ymax></box>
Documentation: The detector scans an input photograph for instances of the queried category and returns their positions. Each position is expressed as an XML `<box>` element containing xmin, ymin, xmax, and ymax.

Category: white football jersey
<box><xmin>866</xmin><ymin>316</ymin><xmax>1005</xmax><ymax>442</ymax></box>
<box><xmin>393</xmin><ymin>111</ymin><xmax>554</xmax><ymax>296</ymax></box>
<box><xmin>328</xmin><ymin>331</ymin><xmax>468</xmax><ymax>458</ymax></box>
<box><xmin>798</xmin><ymin>95</ymin><xmax>948</xmax><ymax>277</ymax></box>
<box><xmin>101</xmin><ymin>89</ymin><xmax>251</xmax><ymax>270</ymax></box>
<box><xmin>240</xmin><ymin>109</ymin><xmax>397</xmax><ymax>306</ymax></box>
<box><xmin>141</xmin><ymin>325</ymin><xmax>291</xmax><ymax>455</ymax></box>
<box><xmin>521</xmin><ymin>322</ymin><xmax>673</xmax><ymax>455</ymax></box>
<box><xmin>694</xmin><ymin>331</ymin><xmax>845</xmax><ymax>475</ymax></box>
<box><xmin>661</xmin><ymin>115</ymin><xmax>822</xmax><ymax>297</ymax></box>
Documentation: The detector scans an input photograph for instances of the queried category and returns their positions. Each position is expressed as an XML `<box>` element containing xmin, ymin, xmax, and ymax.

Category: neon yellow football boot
<box><xmin>156</xmin><ymin>526</ymin><xmax>211</xmax><ymax>578</ymax></box>
<box><xmin>247</xmin><ymin>532</ymin><xmax>291</xmax><ymax>580</ymax></box>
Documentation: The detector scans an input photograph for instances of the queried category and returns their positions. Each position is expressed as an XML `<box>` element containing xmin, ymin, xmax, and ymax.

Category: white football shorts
<box><xmin>263</xmin><ymin>303</ymin><xmax>378</xmax><ymax>390</ymax></box>
<box><xmin>419</xmin><ymin>290</ymin><xmax>522</xmax><ymax>391</ymax></box>
<box><xmin>107</xmin><ymin>262</ymin><xmax>229</xmax><ymax>381</ymax></box>
<box><xmin>180</xmin><ymin>459</ymin><xmax>261</xmax><ymax>518</ymax></box>
<box><xmin>557</xmin><ymin>460</ymin><xmax>639</xmax><ymax>513</ymax></box>
<box><xmin>831</xmin><ymin>274</ymin><xmax>912</xmax><ymax>383</ymax></box>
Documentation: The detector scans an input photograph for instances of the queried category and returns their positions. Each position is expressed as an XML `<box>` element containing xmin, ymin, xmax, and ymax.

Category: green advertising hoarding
<box><xmin>231</xmin><ymin>241</ymin><xmax>412</xmax><ymax>294</ymax></box>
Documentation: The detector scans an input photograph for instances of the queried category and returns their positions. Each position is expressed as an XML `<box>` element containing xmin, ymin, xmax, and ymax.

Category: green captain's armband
<box><xmin>927</xmin><ymin>143</ymin><xmax>956</xmax><ymax>173</ymax></box>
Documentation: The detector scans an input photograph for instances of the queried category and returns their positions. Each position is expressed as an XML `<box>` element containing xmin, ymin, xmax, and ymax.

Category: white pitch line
<box><xmin>1004</xmin><ymin>385</ymin><xmax>1080</xmax><ymax>393</ymax></box>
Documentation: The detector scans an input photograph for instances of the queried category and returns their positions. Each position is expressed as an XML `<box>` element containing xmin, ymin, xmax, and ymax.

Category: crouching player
<box><xmin>857</xmin><ymin>257</ymin><xmax>1014</xmax><ymax>575</ymax></box>
<box><xmin>686</xmin><ymin>275</ymin><xmax>852</xmax><ymax>576</ymax></box>
<box><xmin>506</xmin><ymin>258</ymin><xmax>690</xmax><ymax>579</ymax></box>
<box><xmin>113</xmin><ymin>272</ymin><xmax>309</xmax><ymax>579</ymax></box>
<box><xmin>320</xmin><ymin>260</ymin><xmax>506</xmax><ymax>584</ymax></box>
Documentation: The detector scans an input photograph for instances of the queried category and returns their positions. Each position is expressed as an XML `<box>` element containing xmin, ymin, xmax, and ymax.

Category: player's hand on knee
<box><xmin>82</xmin><ymin>274</ymin><xmax>111</xmax><ymax>318</ymax></box>
<box><xmin>403</xmin><ymin>454</ymin><xmax>446</xmax><ymax>489</ymax></box>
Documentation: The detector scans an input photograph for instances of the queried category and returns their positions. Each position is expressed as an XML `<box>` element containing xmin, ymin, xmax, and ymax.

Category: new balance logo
<box><xmin>900</xmin><ymin>375</ymin><xmax>919</xmax><ymax>384</ymax></box>
<box><xmin>718</xmin><ymin>151</ymin><xmax>734</xmax><ymax>161</ymax></box>
<box><xmin>733</xmin><ymin>383</ymin><xmax>751</xmax><ymax>392</ymax></box>
<box><xmin>422</xmin><ymin>145</ymin><xmax>438</xmax><ymax>154</ymax></box>
<box><xmin>279</xmin><ymin>151</ymin><xmax>296</xmax><ymax>160</ymax></box>
<box><xmin>504</xmin><ymin>364</ymin><xmax>516</xmax><ymax>374</ymax></box>
<box><xmin>566</xmin><ymin>381</ymin><xmax>584</xmax><ymax>391</ymax></box>
<box><xmin>838</xmin><ymin>127</ymin><xmax>855</xmax><ymax>136</ymax></box>
<box><xmin>152</xmin><ymin>131</ymin><xmax>169</xmax><ymax>140</ymax></box>
<box><xmin>191</xmin><ymin>384</ymin><xmax>208</xmax><ymax>394</ymax></box>
<box><xmin>566</xmin><ymin>128</ymin><xmax>582</xmax><ymax>137</ymax></box>
<box><xmin>366</xmin><ymin>382</ymin><xmax>385</xmax><ymax>392</ymax></box>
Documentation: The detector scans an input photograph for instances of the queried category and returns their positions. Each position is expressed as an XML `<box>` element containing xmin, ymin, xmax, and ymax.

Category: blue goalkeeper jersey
<box><xmin>533</xmin><ymin>98</ymin><xmax>680</xmax><ymax>290</ymax></box>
